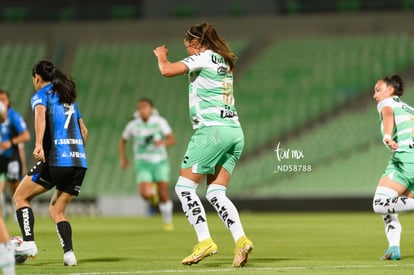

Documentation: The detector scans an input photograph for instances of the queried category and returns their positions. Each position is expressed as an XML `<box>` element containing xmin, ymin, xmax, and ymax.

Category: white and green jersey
<box><xmin>377</xmin><ymin>96</ymin><xmax>414</xmax><ymax>152</ymax></box>
<box><xmin>122</xmin><ymin>114</ymin><xmax>172</xmax><ymax>163</ymax></box>
<box><xmin>180</xmin><ymin>50</ymin><xmax>241</xmax><ymax>129</ymax></box>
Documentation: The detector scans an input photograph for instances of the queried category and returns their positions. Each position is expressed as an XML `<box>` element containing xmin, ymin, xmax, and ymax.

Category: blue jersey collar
<box><xmin>37</xmin><ymin>83</ymin><xmax>53</xmax><ymax>93</ymax></box>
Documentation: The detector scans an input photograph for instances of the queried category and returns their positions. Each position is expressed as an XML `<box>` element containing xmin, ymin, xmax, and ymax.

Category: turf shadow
<box><xmin>78</xmin><ymin>257</ymin><xmax>129</xmax><ymax>263</ymax></box>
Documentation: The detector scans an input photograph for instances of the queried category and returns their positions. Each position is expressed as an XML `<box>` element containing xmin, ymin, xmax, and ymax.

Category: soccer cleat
<box><xmin>15</xmin><ymin>241</ymin><xmax>38</xmax><ymax>258</ymax></box>
<box><xmin>381</xmin><ymin>246</ymin><xmax>401</xmax><ymax>260</ymax></box>
<box><xmin>163</xmin><ymin>223</ymin><xmax>174</xmax><ymax>232</ymax></box>
<box><xmin>63</xmin><ymin>251</ymin><xmax>77</xmax><ymax>266</ymax></box>
<box><xmin>232</xmin><ymin>236</ymin><xmax>254</xmax><ymax>267</ymax></box>
<box><xmin>181</xmin><ymin>238</ymin><xmax>218</xmax><ymax>265</ymax></box>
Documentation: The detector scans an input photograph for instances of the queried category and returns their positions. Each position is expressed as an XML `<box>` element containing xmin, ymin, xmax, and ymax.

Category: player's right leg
<box><xmin>175</xmin><ymin>171</ymin><xmax>216</xmax><ymax>265</ymax></box>
<box><xmin>381</xmin><ymin>214</ymin><xmax>401</xmax><ymax>260</ymax></box>
<box><xmin>13</xmin><ymin>162</ymin><xmax>51</xmax><ymax>258</ymax></box>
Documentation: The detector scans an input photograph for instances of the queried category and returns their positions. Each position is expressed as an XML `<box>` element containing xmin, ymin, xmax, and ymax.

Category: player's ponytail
<box><xmin>32</xmin><ymin>60</ymin><xmax>77</xmax><ymax>104</ymax></box>
<box><xmin>185</xmin><ymin>22</ymin><xmax>236</xmax><ymax>71</ymax></box>
<box><xmin>382</xmin><ymin>74</ymin><xmax>404</xmax><ymax>96</ymax></box>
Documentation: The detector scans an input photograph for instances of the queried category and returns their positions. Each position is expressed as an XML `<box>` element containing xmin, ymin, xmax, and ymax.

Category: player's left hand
<box><xmin>33</xmin><ymin>145</ymin><xmax>45</xmax><ymax>162</ymax></box>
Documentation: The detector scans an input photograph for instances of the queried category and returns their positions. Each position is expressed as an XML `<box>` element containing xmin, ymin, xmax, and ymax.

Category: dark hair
<box><xmin>382</xmin><ymin>74</ymin><xmax>404</xmax><ymax>96</ymax></box>
<box><xmin>185</xmin><ymin>22</ymin><xmax>236</xmax><ymax>71</ymax></box>
<box><xmin>32</xmin><ymin>60</ymin><xmax>77</xmax><ymax>104</ymax></box>
<box><xmin>138</xmin><ymin>97</ymin><xmax>154</xmax><ymax>107</ymax></box>
<box><xmin>0</xmin><ymin>89</ymin><xmax>11</xmax><ymax>107</ymax></box>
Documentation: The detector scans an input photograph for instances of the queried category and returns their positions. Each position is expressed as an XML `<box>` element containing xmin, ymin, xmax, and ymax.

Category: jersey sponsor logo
<box><xmin>220</xmin><ymin>106</ymin><xmax>237</xmax><ymax>119</ymax></box>
<box><xmin>54</xmin><ymin>138</ymin><xmax>83</xmax><ymax>145</ymax></box>
<box><xmin>211</xmin><ymin>54</ymin><xmax>226</xmax><ymax>65</ymax></box>
<box><xmin>61</xmin><ymin>151</ymin><xmax>86</xmax><ymax>159</ymax></box>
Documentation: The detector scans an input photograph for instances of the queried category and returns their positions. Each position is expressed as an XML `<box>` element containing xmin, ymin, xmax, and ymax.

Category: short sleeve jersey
<box><xmin>180</xmin><ymin>50</ymin><xmax>241</xmax><ymax>129</ymax></box>
<box><xmin>0</xmin><ymin>107</ymin><xmax>28</xmax><ymax>159</ymax></box>
<box><xmin>122</xmin><ymin>114</ymin><xmax>172</xmax><ymax>163</ymax></box>
<box><xmin>377</xmin><ymin>96</ymin><xmax>414</xmax><ymax>152</ymax></box>
<box><xmin>31</xmin><ymin>83</ymin><xmax>87</xmax><ymax>168</ymax></box>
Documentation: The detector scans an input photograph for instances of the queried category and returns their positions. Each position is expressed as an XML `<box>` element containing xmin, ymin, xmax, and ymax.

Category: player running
<box><xmin>372</xmin><ymin>74</ymin><xmax>414</xmax><ymax>260</ymax></box>
<box><xmin>153</xmin><ymin>22</ymin><xmax>253</xmax><ymax>267</ymax></box>
<box><xmin>0</xmin><ymin>90</ymin><xmax>30</xmax><ymax>218</ymax></box>
<box><xmin>13</xmin><ymin>60</ymin><xmax>88</xmax><ymax>266</ymax></box>
<box><xmin>0</xmin><ymin>103</ymin><xmax>15</xmax><ymax>275</ymax></box>
<box><xmin>119</xmin><ymin>98</ymin><xmax>175</xmax><ymax>230</ymax></box>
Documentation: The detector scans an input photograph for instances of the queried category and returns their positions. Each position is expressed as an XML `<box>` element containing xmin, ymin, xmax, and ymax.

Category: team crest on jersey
<box><xmin>217</xmin><ymin>66</ymin><xmax>227</xmax><ymax>76</ymax></box>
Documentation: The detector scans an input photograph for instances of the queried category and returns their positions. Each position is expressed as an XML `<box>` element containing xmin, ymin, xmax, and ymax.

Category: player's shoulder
<box><xmin>377</xmin><ymin>96</ymin><xmax>400</xmax><ymax>111</ymax></box>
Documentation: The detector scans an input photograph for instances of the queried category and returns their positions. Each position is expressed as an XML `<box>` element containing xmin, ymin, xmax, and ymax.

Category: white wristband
<box><xmin>383</xmin><ymin>134</ymin><xmax>392</xmax><ymax>143</ymax></box>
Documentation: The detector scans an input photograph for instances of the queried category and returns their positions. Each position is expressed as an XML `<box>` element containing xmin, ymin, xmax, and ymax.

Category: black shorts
<box><xmin>28</xmin><ymin>162</ymin><xmax>86</xmax><ymax>196</ymax></box>
<box><xmin>0</xmin><ymin>156</ymin><xmax>22</xmax><ymax>182</ymax></box>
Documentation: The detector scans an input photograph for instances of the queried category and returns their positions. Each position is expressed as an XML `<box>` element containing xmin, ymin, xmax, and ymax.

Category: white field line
<box><xmin>23</xmin><ymin>263</ymin><xmax>414</xmax><ymax>275</ymax></box>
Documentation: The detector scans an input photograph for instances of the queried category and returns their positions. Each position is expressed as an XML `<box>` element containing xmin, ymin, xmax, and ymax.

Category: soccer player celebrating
<box><xmin>153</xmin><ymin>22</ymin><xmax>253</xmax><ymax>267</ymax></box>
<box><xmin>372</xmin><ymin>74</ymin><xmax>414</xmax><ymax>260</ymax></box>
<box><xmin>13</xmin><ymin>60</ymin><xmax>88</xmax><ymax>266</ymax></box>
<box><xmin>119</xmin><ymin>98</ymin><xmax>175</xmax><ymax>230</ymax></box>
<box><xmin>0</xmin><ymin>90</ymin><xmax>30</xmax><ymax>218</ymax></box>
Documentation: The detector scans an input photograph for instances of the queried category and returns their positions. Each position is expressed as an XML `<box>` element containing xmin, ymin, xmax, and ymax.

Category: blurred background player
<box><xmin>372</xmin><ymin>74</ymin><xmax>414</xmax><ymax>260</ymax></box>
<box><xmin>0</xmin><ymin>217</ymin><xmax>15</xmax><ymax>275</ymax></box>
<box><xmin>0</xmin><ymin>94</ymin><xmax>16</xmax><ymax>275</ymax></box>
<box><xmin>119</xmin><ymin>98</ymin><xmax>175</xmax><ymax>231</ymax></box>
<box><xmin>0</xmin><ymin>90</ymin><xmax>30</xmax><ymax>219</ymax></box>
<box><xmin>13</xmin><ymin>60</ymin><xmax>88</xmax><ymax>266</ymax></box>
<box><xmin>153</xmin><ymin>22</ymin><xmax>253</xmax><ymax>267</ymax></box>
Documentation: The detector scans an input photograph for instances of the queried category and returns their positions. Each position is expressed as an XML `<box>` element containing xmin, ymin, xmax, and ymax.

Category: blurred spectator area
<box><xmin>1</xmin><ymin>0</ymin><xmax>414</xmax><ymax>21</ymax></box>
<box><xmin>1</xmin><ymin>12</ymin><xmax>414</xmax><ymax>201</ymax></box>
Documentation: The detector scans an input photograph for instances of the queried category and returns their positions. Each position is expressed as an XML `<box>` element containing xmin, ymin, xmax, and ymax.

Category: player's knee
<box><xmin>372</xmin><ymin>199</ymin><xmax>387</xmax><ymax>214</ymax></box>
<box><xmin>13</xmin><ymin>191</ymin><xmax>27</xmax><ymax>208</ymax></box>
<box><xmin>48</xmin><ymin>206</ymin><xmax>65</xmax><ymax>222</ymax></box>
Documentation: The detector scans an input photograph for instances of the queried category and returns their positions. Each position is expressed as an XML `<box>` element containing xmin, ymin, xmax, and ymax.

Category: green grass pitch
<box><xmin>5</xmin><ymin>212</ymin><xmax>414</xmax><ymax>274</ymax></box>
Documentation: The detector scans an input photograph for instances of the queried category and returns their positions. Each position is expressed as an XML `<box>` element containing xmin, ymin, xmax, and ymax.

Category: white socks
<box><xmin>175</xmin><ymin>176</ymin><xmax>210</xmax><ymax>242</ymax></box>
<box><xmin>159</xmin><ymin>200</ymin><xmax>173</xmax><ymax>224</ymax></box>
<box><xmin>206</xmin><ymin>184</ymin><xmax>245</xmax><ymax>242</ymax></box>
<box><xmin>0</xmin><ymin>242</ymin><xmax>15</xmax><ymax>275</ymax></box>
<box><xmin>382</xmin><ymin>214</ymin><xmax>401</xmax><ymax>247</ymax></box>
<box><xmin>373</xmin><ymin>186</ymin><xmax>414</xmax><ymax>214</ymax></box>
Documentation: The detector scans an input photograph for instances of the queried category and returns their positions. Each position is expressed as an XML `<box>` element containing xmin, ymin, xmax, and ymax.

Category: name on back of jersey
<box><xmin>54</xmin><ymin>138</ymin><xmax>83</xmax><ymax>145</ymax></box>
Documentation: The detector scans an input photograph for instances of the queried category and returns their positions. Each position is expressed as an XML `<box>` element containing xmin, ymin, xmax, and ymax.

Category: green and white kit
<box><xmin>378</xmin><ymin>96</ymin><xmax>414</xmax><ymax>191</ymax></box>
<box><xmin>180</xmin><ymin>50</ymin><xmax>244</xmax><ymax>175</ymax></box>
<box><xmin>122</xmin><ymin>114</ymin><xmax>172</xmax><ymax>182</ymax></box>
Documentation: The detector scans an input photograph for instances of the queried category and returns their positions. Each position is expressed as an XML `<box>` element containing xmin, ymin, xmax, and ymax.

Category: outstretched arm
<box><xmin>155</xmin><ymin>132</ymin><xmax>176</xmax><ymax>147</ymax></box>
<box><xmin>153</xmin><ymin>45</ymin><xmax>188</xmax><ymax>77</ymax></box>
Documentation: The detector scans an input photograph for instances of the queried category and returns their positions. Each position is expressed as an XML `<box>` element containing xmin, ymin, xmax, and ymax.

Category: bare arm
<box><xmin>18</xmin><ymin>143</ymin><xmax>27</xmax><ymax>175</ymax></box>
<box><xmin>155</xmin><ymin>132</ymin><xmax>176</xmax><ymax>147</ymax></box>
<box><xmin>33</xmin><ymin>105</ymin><xmax>46</xmax><ymax>162</ymax></box>
<box><xmin>119</xmin><ymin>137</ymin><xmax>129</xmax><ymax>169</ymax></box>
<box><xmin>78</xmin><ymin>118</ymin><xmax>88</xmax><ymax>146</ymax></box>
<box><xmin>153</xmin><ymin>45</ymin><xmax>188</xmax><ymax>77</ymax></box>
<box><xmin>381</xmin><ymin>106</ymin><xmax>398</xmax><ymax>150</ymax></box>
<box><xmin>11</xmin><ymin>129</ymin><xmax>30</xmax><ymax>146</ymax></box>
